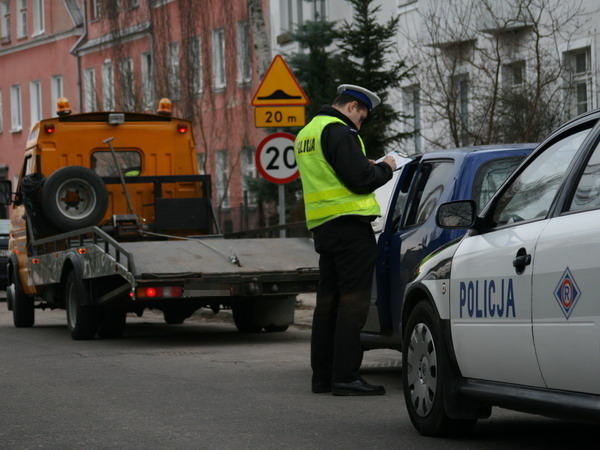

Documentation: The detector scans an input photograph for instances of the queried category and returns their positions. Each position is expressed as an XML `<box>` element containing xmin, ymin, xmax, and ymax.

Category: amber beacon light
<box><xmin>56</xmin><ymin>97</ymin><xmax>71</xmax><ymax>116</ymax></box>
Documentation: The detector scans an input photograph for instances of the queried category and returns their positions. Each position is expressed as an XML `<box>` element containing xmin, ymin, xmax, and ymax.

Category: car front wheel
<box><xmin>402</xmin><ymin>301</ymin><xmax>476</xmax><ymax>436</ymax></box>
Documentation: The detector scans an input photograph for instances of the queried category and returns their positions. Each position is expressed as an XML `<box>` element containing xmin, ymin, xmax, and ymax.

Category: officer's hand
<box><xmin>382</xmin><ymin>155</ymin><xmax>397</xmax><ymax>171</ymax></box>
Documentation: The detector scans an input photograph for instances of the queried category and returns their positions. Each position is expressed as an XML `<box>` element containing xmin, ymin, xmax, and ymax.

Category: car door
<box><xmin>387</xmin><ymin>159</ymin><xmax>456</xmax><ymax>331</ymax></box>
<box><xmin>450</xmin><ymin>125</ymin><xmax>594</xmax><ymax>386</ymax></box>
<box><xmin>366</xmin><ymin>160</ymin><xmax>419</xmax><ymax>333</ymax></box>
<box><xmin>532</xmin><ymin>135</ymin><xmax>600</xmax><ymax>394</ymax></box>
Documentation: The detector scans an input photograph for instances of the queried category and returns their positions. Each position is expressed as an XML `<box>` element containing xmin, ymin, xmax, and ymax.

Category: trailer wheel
<box><xmin>163</xmin><ymin>310</ymin><xmax>186</xmax><ymax>325</ymax></box>
<box><xmin>232</xmin><ymin>303</ymin><xmax>262</xmax><ymax>333</ymax></box>
<box><xmin>265</xmin><ymin>325</ymin><xmax>289</xmax><ymax>332</ymax></box>
<box><xmin>65</xmin><ymin>271</ymin><xmax>99</xmax><ymax>340</ymax></box>
<box><xmin>97</xmin><ymin>307</ymin><xmax>127</xmax><ymax>339</ymax></box>
<box><xmin>11</xmin><ymin>265</ymin><xmax>34</xmax><ymax>328</ymax></box>
<box><xmin>42</xmin><ymin>166</ymin><xmax>108</xmax><ymax>231</ymax></box>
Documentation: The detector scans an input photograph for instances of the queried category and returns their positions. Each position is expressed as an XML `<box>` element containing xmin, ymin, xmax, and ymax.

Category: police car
<box><xmin>400</xmin><ymin>110</ymin><xmax>600</xmax><ymax>435</ymax></box>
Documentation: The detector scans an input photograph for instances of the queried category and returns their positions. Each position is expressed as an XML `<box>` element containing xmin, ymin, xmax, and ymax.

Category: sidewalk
<box><xmin>294</xmin><ymin>293</ymin><xmax>316</xmax><ymax>329</ymax></box>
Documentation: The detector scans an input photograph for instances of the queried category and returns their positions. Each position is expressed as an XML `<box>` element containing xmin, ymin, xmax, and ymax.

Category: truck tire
<box><xmin>232</xmin><ymin>302</ymin><xmax>262</xmax><ymax>333</ymax></box>
<box><xmin>97</xmin><ymin>307</ymin><xmax>127</xmax><ymax>339</ymax></box>
<box><xmin>41</xmin><ymin>166</ymin><xmax>109</xmax><ymax>231</ymax></box>
<box><xmin>11</xmin><ymin>265</ymin><xmax>34</xmax><ymax>328</ymax></box>
<box><xmin>163</xmin><ymin>310</ymin><xmax>187</xmax><ymax>325</ymax></box>
<box><xmin>402</xmin><ymin>301</ymin><xmax>476</xmax><ymax>436</ymax></box>
<box><xmin>264</xmin><ymin>325</ymin><xmax>289</xmax><ymax>332</ymax></box>
<box><xmin>65</xmin><ymin>271</ymin><xmax>99</xmax><ymax>340</ymax></box>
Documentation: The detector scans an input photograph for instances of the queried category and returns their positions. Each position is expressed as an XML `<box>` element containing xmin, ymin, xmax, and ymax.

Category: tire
<box><xmin>41</xmin><ymin>166</ymin><xmax>109</xmax><ymax>231</ymax></box>
<box><xmin>232</xmin><ymin>302</ymin><xmax>262</xmax><ymax>333</ymax></box>
<box><xmin>264</xmin><ymin>325</ymin><xmax>289</xmax><ymax>332</ymax></box>
<box><xmin>97</xmin><ymin>307</ymin><xmax>127</xmax><ymax>339</ymax></box>
<box><xmin>11</xmin><ymin>265</ymin><xmax>34</xmax><ymax>328</ymax></box>
<box><xmin>65</xmin><ymin>271</ymin><xmax>99</xmax><ymax>340</ymax></box>
<box><xmin>163</xmin><ymin>310</ymin><xmax>186</xmax><ymax>325</ymax></box>
<box><xmin>402</xmin><ymin>301</ymin><xmax>476</xmax><ymax>437</ymax></box>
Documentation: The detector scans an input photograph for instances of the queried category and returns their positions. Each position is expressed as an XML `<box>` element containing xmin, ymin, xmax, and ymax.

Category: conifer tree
<box><xmin>336</xmin><ymin>0</ymin><xmax>412</xmax><ymax>158</ymax></box>
<box><xmin>289</xmin><ymin>17</ymin><xmax>343</xmax><ymax>121</ymax></box>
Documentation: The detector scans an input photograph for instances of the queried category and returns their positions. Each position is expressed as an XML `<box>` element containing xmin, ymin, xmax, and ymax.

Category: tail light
<box><xmin>135</xmin><ymin>286</ymin><xmax>184</xmax><ymax>299</ymax></box>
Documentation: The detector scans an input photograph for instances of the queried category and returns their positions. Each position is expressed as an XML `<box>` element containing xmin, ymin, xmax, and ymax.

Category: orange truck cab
<box><xmin>0</xmin><ymin>99</ymin><xmax>319</xmax><ymax>340</ymax></box>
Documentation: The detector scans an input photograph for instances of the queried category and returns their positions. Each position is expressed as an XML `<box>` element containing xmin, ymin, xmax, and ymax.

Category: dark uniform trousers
<box><xmin>311</xmin><ymin>215</ymin><xmax>377</xmax><ymax>384</ymax></box>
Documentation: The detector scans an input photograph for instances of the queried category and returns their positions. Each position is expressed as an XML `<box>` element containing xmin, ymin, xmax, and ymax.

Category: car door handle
<box><xmin>513</xmin><ymin>249</ymin><xmax>531</xmax><ymax>274</ymax></box>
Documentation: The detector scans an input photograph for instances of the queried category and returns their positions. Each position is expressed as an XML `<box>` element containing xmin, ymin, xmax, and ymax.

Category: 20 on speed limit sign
<box><xmin>255</xmin><ymin>132</ymin><xmax>299</xmax><ymax>184</ymax></box>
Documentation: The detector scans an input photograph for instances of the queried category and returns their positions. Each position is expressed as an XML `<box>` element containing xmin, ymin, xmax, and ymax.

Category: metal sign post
<box><xmin>278</xmin><ymin>184</ymin><xmax>285</xmax><ymax>238</ymax></box>
<box><xmin>254</xmin><ymin>132</ymin><xmax>299</xmax><ymax>238</ymax></box>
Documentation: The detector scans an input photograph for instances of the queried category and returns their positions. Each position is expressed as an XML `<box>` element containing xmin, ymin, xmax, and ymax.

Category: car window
<box><xmin>405</xmin><ymin>161</ymin><xmax>454</xmax><ymax>227</ymax></box>
<box><xmin>569</xmin><ymin>140</ymin><xmax>600</xmax><ymax>212</ymax></box>
<box><xmin>492</xmin><ymin>127</ymin><xmax>591</xmax><ymax>226</ymax></box>
<box><xmin>91</xmin><ymin>151</ymin><xmax>142</xmax><ymax>176</ymax></box>
<box><xmin>472</xmin><ymin>157</ymin><xmax>525</xmax><ymax>213</ymax></box>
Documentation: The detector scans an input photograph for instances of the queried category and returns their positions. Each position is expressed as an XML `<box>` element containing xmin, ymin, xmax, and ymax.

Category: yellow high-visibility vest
<box><xmin>294</xmin><ymin>115</ymin><xmax>380</xmax><ymax>230</ymax></box>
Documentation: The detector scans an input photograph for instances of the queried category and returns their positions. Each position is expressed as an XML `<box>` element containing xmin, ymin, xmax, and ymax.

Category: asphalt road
<box><xmin>0</xmin><ymin>297</ymin><xmax>596</xmax><ymax>449</ymax></box>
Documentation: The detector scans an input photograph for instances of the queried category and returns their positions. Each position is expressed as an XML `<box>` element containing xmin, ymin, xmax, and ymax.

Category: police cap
<box><xmin>337</xmin><ymin>84</ymin><xmax>381</xmax><ymax>111</ymax></box>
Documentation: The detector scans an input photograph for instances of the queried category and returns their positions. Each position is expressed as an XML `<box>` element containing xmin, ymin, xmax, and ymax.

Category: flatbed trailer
<box><xmin>1</xmin><ymin>99</ymin><xmax>319</xmax><ymax>340</ymax></box>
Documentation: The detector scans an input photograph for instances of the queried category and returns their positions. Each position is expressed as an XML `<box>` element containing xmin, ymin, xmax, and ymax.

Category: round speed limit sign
<box><xmin>255</xmin><ymin>132</ymin><xmax>299</xmax><ymax>184</ymax></box>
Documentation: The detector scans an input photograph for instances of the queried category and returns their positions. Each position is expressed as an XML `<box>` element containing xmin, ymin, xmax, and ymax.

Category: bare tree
<box><xmin>402</xmin><ymin>0</ymin><xmax>588</xmax><ymax>149</ymax></box>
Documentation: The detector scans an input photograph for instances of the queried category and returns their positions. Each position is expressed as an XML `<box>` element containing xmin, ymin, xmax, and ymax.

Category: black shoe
<box><xmin>332</xmin><ymin>379</ymin><xmax>386</xmax><ymax>396</ymax></box>
<box><xmin>312</xmin><ymin>382</ymin><xmax>332</xmax><ymax>394</ymax></box>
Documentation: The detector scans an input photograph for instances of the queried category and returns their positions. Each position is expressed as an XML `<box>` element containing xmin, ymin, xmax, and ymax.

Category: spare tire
<box><xmin>41</xmin><ymin>166</ymin><xmax>109</xmax><ymax>231</ymax></box>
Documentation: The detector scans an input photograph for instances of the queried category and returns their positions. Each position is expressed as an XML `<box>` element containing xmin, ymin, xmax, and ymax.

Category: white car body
<box><xmin>400</xmin><ymin>109</ymin><xmax>600</xmax><ymax>436</ymax></box>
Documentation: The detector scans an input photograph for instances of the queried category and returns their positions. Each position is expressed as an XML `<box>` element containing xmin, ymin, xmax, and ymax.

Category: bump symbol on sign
<box><xmin>251</xmin><ymin>55</ymin><xmax>309</xmax><ymax>107</ymax></box>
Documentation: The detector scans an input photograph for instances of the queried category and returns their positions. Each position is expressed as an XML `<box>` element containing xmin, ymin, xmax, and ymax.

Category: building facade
<box><xmin>0</xmin><ymin>0</ymin><xmax>82</xmax><ymax>185</ymax></box>
<box><xmin>270</xmin><ymin>0</ymin><xmax>600</xmax><ymax>154</ymax></box>
<box><xmin>0</xmin><ymin>0</ymin><xmax>272</xmax><ymax>233</ymax></box>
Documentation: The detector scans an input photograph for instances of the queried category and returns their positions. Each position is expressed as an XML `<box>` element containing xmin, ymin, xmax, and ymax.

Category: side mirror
<box><xmin>0</xmin><ymin>180</ymin><xmax>12</xmax><ymax>206</ymax></box>
<box><xmin>436</xmin><ymin>200</ymin><xmax>476</xmax><ymax>229</ymax></box>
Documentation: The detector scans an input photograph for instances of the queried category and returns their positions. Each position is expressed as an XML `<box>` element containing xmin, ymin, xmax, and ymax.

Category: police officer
<box><xmin>294</xmin><ymin>84</ymin><xmax>397</xmax><ymax>396</ymax></box>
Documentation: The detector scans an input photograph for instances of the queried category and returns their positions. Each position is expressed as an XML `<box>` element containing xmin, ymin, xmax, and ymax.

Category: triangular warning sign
<box><xmin>252</xmin><ymin>55</ymin><xmax>309</xmax><ymax>106</ymax></box>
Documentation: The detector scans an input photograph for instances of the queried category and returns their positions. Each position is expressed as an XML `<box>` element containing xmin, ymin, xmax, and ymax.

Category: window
<box><xmin>1</xmin><ymin>1</ymin><xmax>10</xmax><ymax>42</ymax></box>
<box><xmin>236</xmin><ymin>21</ymin><xmax>251</xmax><ymax>85</ymax></box>
<box><xmin>91</xmin><ymin>151</ymin><xmax>142</xmax><ymax>177</ymax></box>
<box><xmin>216</xmin><ymin>150</ymin><xmax>230</xmax><ymax>209</ymax></box>
<box><xmin>472</xmin><ymin>157</ymin><xmax>525</xmax><ymax>213</ymax></box>
<box><xmin>10</xmin><ymin>84</ymin><xmax>22</xmax><ymax>132</ymax></box>
<box><xmin>90</xmin><ymin>0</ymin><xmax>101</xmax><ymax>21</ymax></box>
<box><xmin>84</xmin><ymin>68</ymin><xmax>96</xmax><ymax>112</ymax></box>
<box><xmin>493</xmin><ymin>127</ymin><xmax>592</xmax><ymax>226</ymax></box>
<box><xmin>167</xmin><ymin>42</ymin><xmax>180</xmax><ymax>100</ymax></box>
<box><xmin>450</xmin><ymin>74</ymin><xmax>469</xmax><ymax>146</ymax></box>
<box><xmin>17</xmin><ymin>0</ymin><xmax>26</xmax><ymax>38</ymax></box>
<box><xmin>241</xmin><ymin>147</ymin><xmax>257</xmax><ymax>206</ymax></box>
<box><xmin>569</xmin><ymin>141</ymin><xmax>600</xmax><ymax>212</ymax></box>
<box><xmin>189</xmin><ymin>36</ymin><xmax>203</xmax><ymax>95</ymax></box>
<box><xmin>212</xmin><ymin>28</ymin><xmax>226</xmax><ymax>90</ymax></box>
<box><xmin>405</xmin><ymin>161</ymin><xmax>455</xmax><ymax>227</ymax></box>
<box><xmin>278</xmin><ymin>0</ymin><xmax>309</xmax><ymax>43</ymax></box>
<box><xmin>32</xmin><ymin>0</ymin><xmax>44</xmax><ymax>35</ymax></box>
<box><xmin>312</xmin><ymin>0</ymin><xmax>326</xmax><ymax>20</ymax></box>
<box><xmin>51</xmin><ymin>75</ymin><xmax>63</xmax><ymax>117</ymax></box>
<box><xmin>197</xmin><ymin>153</ymin><xmax>206</xmax><ymax>174</ymax></box>
<box><xmin>141</xmin><ymin>52</ymin><xmax>154</xmax><ymax>111</ymax></box>
<box><xmin>102</xmin><ymin>60</ymin><xmax>115</xmax><ymax>111</ymax></box>
<box><xmin>0</xmin><ymin>89</ymin><xmax>3</xmax><ymax>133</ymax></box>
<box><xmin>402</xmin><ymin>85</ymin><xmax>421</xmax><ymax>154</ymax></box>
<box><xmin>29</xmin><ymin>80</ymin><xmax>42</xmax><ymax>124</ymax></box>
<box><xmin>566</xmin><ymin>48</ymin><xmax>592</xmax><ymax>116</ymax></box>
<box><xmin>280</xmin><ymin>0</ymin><xmax>293</xmax><ymax>34</ymax></box>
<box><xmin>120</xmin><ymin>57</ymin><xmax>134</xmax><ymax>111</ymax></box>
<box><xmin>502</xmin><ymin>60</ymin><xmax>526</xmax><ymax>88</ymax></box>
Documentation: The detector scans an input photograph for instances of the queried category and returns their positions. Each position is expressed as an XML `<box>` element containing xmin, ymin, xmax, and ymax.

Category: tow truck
<box><xmin>1</xmin><ymin>98</ymin><xmax>319</xmax><ymax>339</ymax></box>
